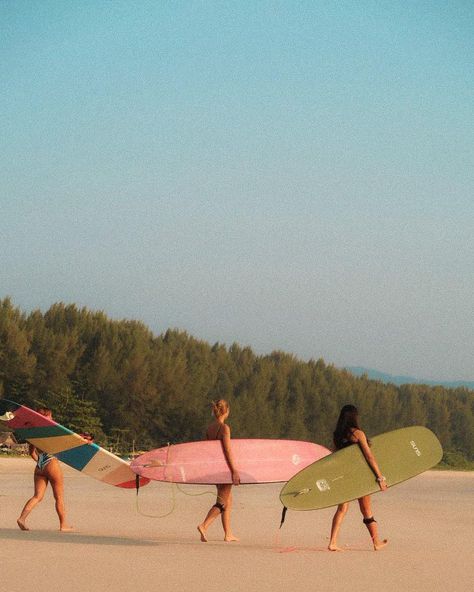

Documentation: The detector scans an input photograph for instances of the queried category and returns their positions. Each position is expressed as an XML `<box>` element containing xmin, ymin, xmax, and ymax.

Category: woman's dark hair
<box><xmin>333</xmin><ymin>404</ymin><xmax>360</xmax><ymax>450</ymax></box>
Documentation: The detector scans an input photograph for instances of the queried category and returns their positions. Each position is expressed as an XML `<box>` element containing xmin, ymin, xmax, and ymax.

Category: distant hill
<box><xmin>345</xmin><ymin>367</ymin><xmax>474</xmax><ymax>390</ymax></box>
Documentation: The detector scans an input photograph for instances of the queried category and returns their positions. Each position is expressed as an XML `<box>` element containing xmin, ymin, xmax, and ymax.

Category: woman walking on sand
<box><xmin>328</xmin><ymin>404</ymin><xmax>388</xmax><ymax>551</ymax></box>
<box><xmin>197</xmin><ymin>399</ymin><xmax>240</xmax><ymax>542</ymax></box>
<box><xmin>17</xmin><ymin>408</ymin><xmax>73</xmax><ymax>532</ymax></box>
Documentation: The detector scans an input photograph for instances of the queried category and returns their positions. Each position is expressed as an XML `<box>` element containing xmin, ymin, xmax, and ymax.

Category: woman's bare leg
<box><xmin>198</xmin><ymin>509</ymin><xmax>220</xmax><ymax>542</ymax></box>
<box><xmin>45</xmin><ymin>461</ymin><xmax>73</xmax><ymax>531</ymax></box>
<box><xmin>358</xmin><ymin>496</ymin><xmax>388</xmax><ymax>550</ymax></box>
<box><xmin>220</xmin><ymin>486</ymin><xmax>238</xmax><ymax>542</ymax></box>
<box><xmin>197</xmin><ymin>485</ymin><xmax>225</xmax><ymax>542</ymax></box>
<box><xmin>197</xmin><ymin>484</ymin><xmax>238</xmax><ymax>542</ymax></box>
<box><xmin>328</xmin><ymin>502</ymin><xmax>348</xmax><ymax>550</ymax></box>
<box><xmin>17</xmin><ymin>471</ymin><xmax>48</xmax><ymax>530</ymax></box>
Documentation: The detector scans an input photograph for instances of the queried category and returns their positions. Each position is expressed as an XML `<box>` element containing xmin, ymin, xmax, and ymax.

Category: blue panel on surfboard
<box><xmin>55</xmin><ymin>443</ymin><xmax>100</xmax><ymax>470</ymax></box>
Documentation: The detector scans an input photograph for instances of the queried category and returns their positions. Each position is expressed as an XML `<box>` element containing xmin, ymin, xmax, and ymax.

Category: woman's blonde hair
<box><xmin>212</xmin><ymin>399</ymin><xmax>229</xmax><ymax>418</ymax></box>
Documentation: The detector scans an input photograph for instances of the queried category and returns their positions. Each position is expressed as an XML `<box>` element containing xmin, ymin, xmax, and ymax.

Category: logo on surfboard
<box><xmin>98</xmin><ymin>464</ymin><xmax>113</xmax><ymax>471</ymax></box>
<box><xmin>410</xmin><ymin>440</ymin><xmax>422</xmax><ymax>456</ymax></box>
<box><xmin>316</xmin><ymin>479</ymin><xmax>331</xmax><ymax>492</ymax></box>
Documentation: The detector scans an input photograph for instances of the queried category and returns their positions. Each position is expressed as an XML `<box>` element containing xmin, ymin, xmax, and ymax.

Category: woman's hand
<box><xmin>377</xmin><ymin>476</ymin><xmax>388</xmax><ymax>491</ymax></box>
<box><xmin>232</xmin><ymin>470</ymin><xmax>240</xmax><ymax>486</ymax></box>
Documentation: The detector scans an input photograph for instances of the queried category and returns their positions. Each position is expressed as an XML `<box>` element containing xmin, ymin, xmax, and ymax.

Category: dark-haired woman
<box><xmin>17</xmin><ymin>408</ymin><xmax>73</xmax><ymax>532</ymax></box>
<box><xmin>197</xmin><ymin>399</ymin><xmax>240</xmax><ymax>542</ymax></box>
<box><xmin>328</xmin><ymin>404</ymin><xmax>388</xmax><ymax>551</ymax></box>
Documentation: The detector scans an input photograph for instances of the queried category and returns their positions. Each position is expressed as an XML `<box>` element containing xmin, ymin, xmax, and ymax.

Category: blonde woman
<box><xmin>17</xmin><ymin>408</ymin><xmax>73</xmax><ymax>532</ymax></box>
<box><xmin>197</xmin><ymin>399</ymin><xmax>240</xmax><ymax>542</ymax></box>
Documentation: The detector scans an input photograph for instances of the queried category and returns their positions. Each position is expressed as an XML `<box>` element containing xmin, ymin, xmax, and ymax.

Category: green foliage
<box><xmin>0</xmin><ymin>297</ymin><xmax>473</xmax><ymax>467</ymax></box>
<box><xmin>438</xmin><ymin>451</ymin><xmax>474</xmax><ymax>471</ymax></box>
<box><xmin>36</xmin><ymin>389</ymin><xmax>105</xmax><ymax>443</ymax></box>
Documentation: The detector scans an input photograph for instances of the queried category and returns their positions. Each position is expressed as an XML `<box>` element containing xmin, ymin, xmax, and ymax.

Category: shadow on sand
<box><xmin>0</xmin><ymin>528</ymin><xmax>160</xmax><ymax>547</ymax></box>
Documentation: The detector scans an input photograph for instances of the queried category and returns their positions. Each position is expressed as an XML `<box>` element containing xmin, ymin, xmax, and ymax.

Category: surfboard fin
<box><xmin>279</xmin><ymin>506</ymin><xmax>288</xmax><ymax>529</ymax></box>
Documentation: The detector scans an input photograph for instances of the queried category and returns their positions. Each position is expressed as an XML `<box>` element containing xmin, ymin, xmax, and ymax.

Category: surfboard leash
<box><xmin>174</xmin><ymin>483</ymin><xmax>225</xmax><ymax>504</ymax></box>
<box><xmin>133</xmin><ymin>481</ymin><xmax>225</xmax><ymax>519</ymax></box>
<box><xmin>134</xmin><ymin>478</ymin><xmax>178</xmax><ymax>519</ymax></box>
<box><xmin>133</xmin><ymin>440</ymin><xmax>226</xmax><ymax>518</ymax></box>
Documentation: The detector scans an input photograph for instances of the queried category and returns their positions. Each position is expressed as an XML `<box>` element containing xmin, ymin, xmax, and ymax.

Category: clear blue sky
<box><xmin>1</xmin><ymin>1</ymin><xmax>473</xmax><ymax>380</ymax></box>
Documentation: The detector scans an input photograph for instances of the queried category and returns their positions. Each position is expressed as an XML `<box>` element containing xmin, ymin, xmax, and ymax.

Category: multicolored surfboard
<box><xmin>0</xmin><ymin>399</ymin><xmax>149</xmax><ymax>489</ymax></box>
<box><xmin>280</xmin><ymin>426</ymin><xmax>443</xmax><ymax>510</ymax></box>
<box><xmin>131</xmin><ymin>439</ymin><xmax>331</xmax><ymax>484</ymax></box>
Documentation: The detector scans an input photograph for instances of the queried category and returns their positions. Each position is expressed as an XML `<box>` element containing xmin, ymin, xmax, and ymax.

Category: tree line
<box><xmin>1</xmin><ymin>297</ymin><xmax>473</xmax><ymax>466</ymax></box>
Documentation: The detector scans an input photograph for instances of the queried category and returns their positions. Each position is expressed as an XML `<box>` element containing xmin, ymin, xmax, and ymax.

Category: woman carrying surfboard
<box><xmin>17</xmin><ymin>408</ymin><xmax>73</xmax><ymax>532</ymax></box>
<box><xmin>197</xmin><ymin>399</ymin><xmax>240</xmax><ymax>542</ymax></box>
<box><xmin>328</xmin><ymin>404</ymin><xmax>388</xmax><ymax>551</ymax></box>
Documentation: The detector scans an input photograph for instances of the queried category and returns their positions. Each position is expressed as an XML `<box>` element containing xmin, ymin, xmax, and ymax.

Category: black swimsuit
<box><xmin>338</xmin><ymin>429</ymin><xmax>358</xmax><ymax>450</ymax></box>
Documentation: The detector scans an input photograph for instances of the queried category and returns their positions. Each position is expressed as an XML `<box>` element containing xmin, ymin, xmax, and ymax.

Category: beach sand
<box><xmin>1</xmin><ymin>458</ymin><xmax>472</xmax><ymax>592</ymax></box>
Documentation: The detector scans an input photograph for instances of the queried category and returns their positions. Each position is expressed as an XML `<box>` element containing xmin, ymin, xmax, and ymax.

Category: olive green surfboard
<box><xmin>280</xmin><ymin>426</ymin><xmax>443</xmax><ymax>511</ymax></box>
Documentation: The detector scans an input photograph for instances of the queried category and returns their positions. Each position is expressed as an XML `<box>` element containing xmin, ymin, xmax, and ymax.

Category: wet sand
<box><xmin>1</xmin><ymin>458</ymin><xmax>472</xmax><ymax>592</ymax></box>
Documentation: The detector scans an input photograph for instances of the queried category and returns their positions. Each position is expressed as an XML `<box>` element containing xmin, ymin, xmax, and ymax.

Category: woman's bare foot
<box><xmin>224</xmin><ymin>534</ymin><xmax>239</xmax><ymax>542</ymax></box>
<box><xmin>328</xmin><ymin>543</ymin><xmax>344</xmax><ymax>551</ymax></box>
<box><xmin>60</xmin><ymin>525</ymin><xmax>74</xmax><ymax>532</ymax></box>
<box><xmin>17</xmin><ymin>518</ymin><xmax>29</xmax><ymax>531</ymax></box>
<box><xmin>374</xmin><ymin>539</ymin><xmax>388</xmax><ymax>550</ymax></box>
<box><xmin>197</xmin><ymin>525</ymin><xmax>208</xmax><ymax>542</ymax></box>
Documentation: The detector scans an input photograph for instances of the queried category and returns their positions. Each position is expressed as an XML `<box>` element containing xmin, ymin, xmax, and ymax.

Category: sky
<box><xmin>1</xmin><ymin>1</ymin><xmax>473</xmax><ymax>380</ymax></box>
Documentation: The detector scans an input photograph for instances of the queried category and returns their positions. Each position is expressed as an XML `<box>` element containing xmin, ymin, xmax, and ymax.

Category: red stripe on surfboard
<box><xmin>6</xmin><ymin>406</ymin><xmax>54</xmax><ymax>430</ymax></box>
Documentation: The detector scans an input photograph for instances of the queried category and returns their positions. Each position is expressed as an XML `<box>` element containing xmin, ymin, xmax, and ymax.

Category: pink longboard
<box><xmin>130</xmin><ymin>439</ymin><xmax>331</xmax><ymax>484</ymax></box>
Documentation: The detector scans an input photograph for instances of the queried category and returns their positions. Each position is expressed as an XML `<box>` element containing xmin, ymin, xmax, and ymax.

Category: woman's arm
<box><xmin>221</xmin><ymin>425</ymin><xmax>240</xmax><ymax>485</ymax></box>
<box><xmin>353</xmin><ymin>429</ymin><xmax>387</xmax><ymax>491</ymax></box>
<box><xmin>28</xmin><ymin>443</ymin><xmax>39</xmax><ymax>463</ymax></box>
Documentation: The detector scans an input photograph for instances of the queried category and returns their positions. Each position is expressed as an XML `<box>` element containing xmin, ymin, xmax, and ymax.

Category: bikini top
<box><xmin>338</xmin><ymin>428</ymin><xmax>358</xmax><ymax>450</ymax></box>
<box><xmin>339</xmin><ymin>430</ymin><xmax>371</xmax><ymax>450</ymax></box>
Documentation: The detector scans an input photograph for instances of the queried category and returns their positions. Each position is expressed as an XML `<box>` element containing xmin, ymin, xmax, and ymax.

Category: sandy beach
<box><xmin>1</xmin><ymin>458</ymin><xmax>472</xmax><ymax>592</ymax></box>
